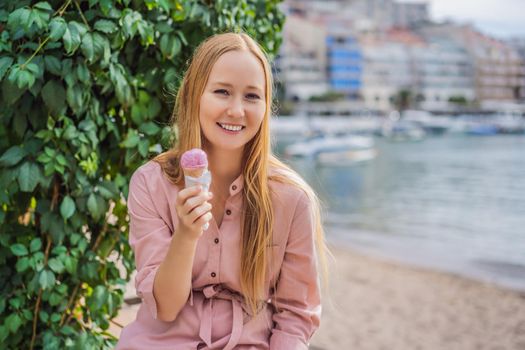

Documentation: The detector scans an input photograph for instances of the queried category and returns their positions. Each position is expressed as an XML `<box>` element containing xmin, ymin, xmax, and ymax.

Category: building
<box><xmin>274</xmin><ymin>15</ymin><xmax>329</xmax><ymax>101</ymax></box>
<box><xmin>507</xmin><ymin>38</ymin><xmax>525</xmax><ymax>101</ymax></box>
<box><xmin>349</xmin><ymin>0</ymin><xmax>429</xmax><ymax>30</ymax></box>
<box><xmin>393</xmin><ymin>1</ymin><xmax>430</xmax><ymax>28</ymax></box>
<box><xmin>412</xmin><ymin>40</ymin><xmax>475</xmax><ymax>111</ymax></box>
<box><xmin>419</xmin><ymin>24</ymin><xmax>524</xmax><ymax>104</ymax></box>
<box><xmin>318</xmin><ymin>13</ymin><xmax>364</xmax><ymax>99</ymax></box>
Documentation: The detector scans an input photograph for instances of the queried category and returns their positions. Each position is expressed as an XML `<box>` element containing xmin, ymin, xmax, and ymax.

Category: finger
<box><xmin>183</xmin><ymin>192</ymin><xmax>211</xmax><ymax>214</ymax></box>
<box><xmin>176</xmin><ymin>186</ymin><xmax>202</xmax><ymax>207</ymax></box>
<box><xmin>195</xmin><ymin>212</ymin><xmax>213</xmax><ymax>227</ymax></box>
<box><xmin>189</xmin><ymin>202</ymin><xmax>212</xmax><ymax>223</ymax></box>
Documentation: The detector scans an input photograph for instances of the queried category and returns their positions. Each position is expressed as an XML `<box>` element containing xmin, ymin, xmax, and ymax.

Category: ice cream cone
<box><xmin>183</xmin><ymin>167</ymin><xmax>206</xmax><ymax>178</ymax></box>
<box><xmin>180</xmin><ymin>148</ymin><xmax>212</xmax><ymax>230</ymax></box>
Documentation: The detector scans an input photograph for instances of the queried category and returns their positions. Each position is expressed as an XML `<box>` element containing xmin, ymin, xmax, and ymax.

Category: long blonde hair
<box><xmin>154</xmin><ymin>32</ymin><xmax>328</xmax><ymax>314</ymax></box>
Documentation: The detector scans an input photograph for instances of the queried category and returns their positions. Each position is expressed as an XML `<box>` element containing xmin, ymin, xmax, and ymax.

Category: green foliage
<box><xmin>0</xmin><ymin>0</ymin><xmax>284</xmax><ymax>348</ymax></box>
<box><xmin>449</xmin><ymin>95</ymin><xmax>468</xmax><ymax>105</ymax></box>
<box><xmin>394</xmin><ymin>89</ymin><xmax>413</xmax><ymax>112</ymax></box>
<box><xmin>309</xmin><ymin>90</ymin><xmax>346</xmax><ymax>102</ymax></box>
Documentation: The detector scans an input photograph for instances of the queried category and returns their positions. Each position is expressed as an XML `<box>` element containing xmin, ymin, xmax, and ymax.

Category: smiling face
<box><xmin>199</xmin><ymin>49</ymin><xmax>267</xmax><ymax>154</ymax></box>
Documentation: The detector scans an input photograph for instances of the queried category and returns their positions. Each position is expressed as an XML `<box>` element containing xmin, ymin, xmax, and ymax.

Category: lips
<box><xmin>217</xmin><ymin>122</ymin><xmax>245</xmax><ymax>132</ymax></box>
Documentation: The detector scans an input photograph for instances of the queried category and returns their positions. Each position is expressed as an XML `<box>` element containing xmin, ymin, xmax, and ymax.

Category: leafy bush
<box><xmin>0</xmin><ymin>0</ymin><xmax>284</xmax><ymax>348</ymax></box>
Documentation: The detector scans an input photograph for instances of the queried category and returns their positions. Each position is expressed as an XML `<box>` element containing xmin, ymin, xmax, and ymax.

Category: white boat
<box><xmin>284</xmin><ymin>133</ymin><xmax>377</xmax><ymax>165</ymax></box>
<box><xmin>381</xmin><ymin>120</ymin><xmax>426</xmax><ymax>141</ymax></box>
<box><xmin>402</xmin><ymin>110</ymin><xmax>453</xmax><ymax>135</ymax></box>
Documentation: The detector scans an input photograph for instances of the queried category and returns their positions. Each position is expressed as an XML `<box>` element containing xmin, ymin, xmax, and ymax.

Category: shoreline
<box><xmin>111</xmin><ymin>243</ymin><xmax>525</xmax><ymax>349</ymax></box>
<box><xmin>325</xmin><ymin>226</ymin><xmax>525</xmax><ymax>293</ymax></box>
<box><xmin>310</xmin><ymin>245</ymin><xmax>525</xmax><ymax>350</ymax></box>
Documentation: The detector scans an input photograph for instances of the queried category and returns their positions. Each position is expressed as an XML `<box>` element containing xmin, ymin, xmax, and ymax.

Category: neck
<box><xmin>205</xmin><ymin>147</ymin><xmax>243</xmax><ymax>186</ymax></box>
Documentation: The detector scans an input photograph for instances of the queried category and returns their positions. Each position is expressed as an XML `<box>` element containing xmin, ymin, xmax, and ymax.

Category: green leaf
<box><xmin>11</xmin><ymin>244</ymin><xmax>28</xmax><ymax>256</ymax></box>
<box><xmin>14</xmin><ymin>114</ymin><xmax>28</xmax><ymax>137</ymax></box>
<box><xmin>39</xmin><ymin>269</ymin><xmax>56</xmax><ymax>290</ymax></box>
<box><xmin>0</xmin><ymin>146</ymin><xmax>27</xmax><ymax>166</ymax></box>
<box><xmin>62</xmin><ymin>125</ymin><xmax>78</xmax><ymax>140</ymax></box>
<box><xmin>49</xmin><ymin>17</ymin><xmax>67</xmax><ymax>41</ymax></box>
<box><xmin>99</xmin><ymin>0</ymin><xmax>113</xmax><ymax>16</ymax></box>
<box><xmin>159</xmin><ymin>34</ymin><xmax>181</xmax><ymax>59</ymax></box>
<box><xmin>25</xmin><ymin>63</ymin><xmax>40</xmax><ymax>76</ymax></box>
<box><xmin>41</xmin><ymin>80</ymin><xmax>66</xmax><ymax>115</ymax></box>
<box><xmin>81</xmin><ymin>32</ymin><xmax>95</xmax><ymax>62</ymax></box>
<box><xmin>64</xmin><ymin>256</ymin><xmax>78</xmax><ymax>274</ymax></box>
<box><xmin>94</xmin><ymin>19</ymin><xmax>117</xmax><ymax>34</ymax></box>
<box><xmin>121</xmin><ymin>129</ymin><xmax>140</xmax><ymax>148</ymax></box>
<box><xmin>16</xmin><ymin>69</ymin><xmax>35</xmax><ymax>90</ymax></box>
<box><xmin>6</xmin><ymin>313</ymin><xmax>22</xmax><ymax>333</ymax></box>
<box><xmin>49</xmin><ymin>293</ymin><xmax>62</xmax><ymax>306</ymax></box>
<box><xmin>30</xmin><ymin>238</ymin><xmax>42</xmax><ymax>252</ymax></box>
<box><xmin>139</xmin><ymin>122</ymin><xmax>161</xmax><ymax>136</ymax></box>
<box><xmin>18</xmin><ymin>162</ymin><xmax>41</xmax><ymax>192</ymax></box>
<box><xmin>34</xmin><ymin>2</ymin><xmax>53</xmax><ymax>12</ymax></box>
<box><xmin>39</xmin><ymin>310</ymin><xmax>49</xmax><ymax>323</ymax></box>
<box><xmin>138</xmin><ymin>139</ymin><xmax>149</xmax><ymax>157</ymax></box>
<box><xmin>16</xmin><ymin>257</ymin><xmax>30</xmax><ymax>272</ymax></box>
<box><xmin>48</xmin><ymin>258</ymin><xmax>65</xmax><ymax>274</ymax></box>
<box><xmin>2</xmin><ymin>79</ymin><xmax>25</xmax><ymax>105</ymax></box>
<box><xmin>87</xmin><ymin>193</ymin><xmax>106</xmax><ymax>220</ymax></box>
<box><xmin>76</xmin><ymin>63</ymin><xmax>90</xmax><ymax>84</ymax></box>
<box><xmin>7</xmin><ymin>8</ymin><xmax>30</xmax><ymax>33</ymax></box>
<box><xmin>0</xmin><ymin>56</ymin><xmax>14</xmax><ymax>80</ymax></box>
<box><xmin>44</xmin><ymin>55</ymin><xmax>61</xmax><ymax>75</ymax></box>
<box><xmin>66</xmin><ymin>83</ymin><xmax>85</xmax><ymax>115</ymax></box>
<box><xmin>60</xmin><ymin>195</ymin><xmax>76</xmax><ymax>220</ymax></box>
<box><xmin>9</xmin><ymin>298</ymin><xmax>21</xmax><ymax>309</ymax></box>
<box><xmin>98</xmin><ymin>181</ymin><xmax>118</xmax><ymax>199</ymax></box>
<box><xmin>62</xmin><ymin>22</ymin><xmax>81</xmax><ymax>54</ymax></box>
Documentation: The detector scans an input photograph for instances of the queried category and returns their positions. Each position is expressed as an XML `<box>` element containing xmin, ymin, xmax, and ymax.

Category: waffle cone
<box><xmin>183</xmin><ymin>167</ymin><xmax>206</xmax><ymax>178</ymax></box>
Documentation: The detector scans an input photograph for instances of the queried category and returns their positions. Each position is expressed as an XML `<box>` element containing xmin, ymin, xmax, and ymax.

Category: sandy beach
<box><xmin>111</xmin><ymin>246</ymin><xmax>525</xmax><ymax>349</ymax></box>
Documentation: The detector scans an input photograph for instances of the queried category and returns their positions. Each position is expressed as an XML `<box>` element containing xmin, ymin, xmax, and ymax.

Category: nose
<box><xmin>227</xmin><ymin>97</ymin><xmax>245</xmax><ymax>118</ymax></box>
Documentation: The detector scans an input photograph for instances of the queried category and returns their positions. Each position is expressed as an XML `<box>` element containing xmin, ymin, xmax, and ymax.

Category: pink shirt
<box><xmin>116</xmin><ymin>161</ymin><xmax>321</xmax><ymax>350</ymax></box>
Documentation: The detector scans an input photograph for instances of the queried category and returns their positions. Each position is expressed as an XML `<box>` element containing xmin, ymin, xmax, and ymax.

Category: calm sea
<box><xmin>274</xmin><ymin>134</ymin><xmax>525</xmax><ymax>291</ymax></box>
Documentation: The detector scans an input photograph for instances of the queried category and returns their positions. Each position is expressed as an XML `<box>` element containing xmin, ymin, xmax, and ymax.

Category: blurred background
<box><xmin>270</xmin><ymin>0</ymin><xmax>525</xmax><ymax>291</ymax></box>
<box><xmin>267</xmin><ymin>2</ymin><xmax>525</xmax><ymax>348</ymax></box>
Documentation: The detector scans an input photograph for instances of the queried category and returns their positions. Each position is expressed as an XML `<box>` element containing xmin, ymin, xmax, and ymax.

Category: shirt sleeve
<box><xmin>127</xmin><ymin>167</ymin><xmax>172</xmax><ymax>320</ymax></box>
<box><xmin>269</xmin><ymin>191</ymin><xmax>322</xmax><ymax>350</ymax></box>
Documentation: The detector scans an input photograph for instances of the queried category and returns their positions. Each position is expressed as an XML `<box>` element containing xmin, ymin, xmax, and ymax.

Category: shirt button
<box><xmin>226</xmin><ymin>209</ymin><xmax>232</xmax><ymax>215</ymax></box>
<box><xmin>214</xmin><ymin>238</ymin><xmax>219</xmax><ymax>244</ymax></box>
<box><xmin>211</xmin><ymin>272</ymin><xmax>216</xmax><ymax>278</ymax></box>
<box><xmin>232</xmin><ymin>185</ymin><xmax>237</xmax><ymax>191</ymax></box>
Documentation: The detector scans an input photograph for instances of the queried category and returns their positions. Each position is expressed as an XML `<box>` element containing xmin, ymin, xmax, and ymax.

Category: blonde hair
<box><xmin>154</xmin><ymin>32</ymin><xmax>328</xmax><ymax>315</ymax></box>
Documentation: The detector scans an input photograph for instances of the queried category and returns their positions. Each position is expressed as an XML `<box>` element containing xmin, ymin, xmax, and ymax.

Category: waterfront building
<box><xmin>360</xmin><ymin>29</ymin><xmax>425</xmax><ymax>111</ymax></box>
<box><xmin>361</xmin><ymin>42</ymin><xmax>413</xmax><ymax>111</ymax></box>
<box><xmin>412</xmin><ymin>40</ymin><xmax>475</xmax><ymax>112</ymax></box>
<box><xmin>325</xmin><ymin>24</ymin><xmax>363</xmax><ymax>98</ymax></box>
<box><xmin>419</xmin><ymin>24</ymin><xmax>524</xmax><ymax>104</ymax></box>
<box><xmin>349</xmin><ymin>0</ymin><xmax>429</xmax><ymax>30</ymax></box>
<box><xmin>274</xmin><ymin>15</ymin><xmax>329</xmax><ymax>101</ymax></box>
<box><xmin>506</xmin><ymin>38</ymin><xmax>525</xmax><ymax>102</ymax></box>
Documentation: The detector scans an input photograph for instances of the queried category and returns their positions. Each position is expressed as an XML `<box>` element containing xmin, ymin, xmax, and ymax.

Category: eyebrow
<box><xmin>212</xmin><ymin>82</ymin><xmax>264</xmax><ymax>94</ymax></box>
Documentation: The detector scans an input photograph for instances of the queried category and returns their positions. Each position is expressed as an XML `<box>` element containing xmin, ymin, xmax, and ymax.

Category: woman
<box><xmin>117</xmin><ymin>32</ymin><xmax>328</xmax><ymax>350</ymax></box>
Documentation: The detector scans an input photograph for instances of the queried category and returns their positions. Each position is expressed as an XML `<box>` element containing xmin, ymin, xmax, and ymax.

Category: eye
<box><xmin>214</xmin><ymin>89</ymin><xmax>229</xmax><ymax>96</ymax></box>
<box><xmin>246</xmin><ymin>93</ymin><xmax>261</xmax><ymax>100</ymax></box>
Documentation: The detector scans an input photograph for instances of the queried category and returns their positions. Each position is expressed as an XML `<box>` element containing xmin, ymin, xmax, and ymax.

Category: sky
<box><xmin>405</xmin><ymin>0</ymin><xmax>525</xmax><ymax>38</ymax></box>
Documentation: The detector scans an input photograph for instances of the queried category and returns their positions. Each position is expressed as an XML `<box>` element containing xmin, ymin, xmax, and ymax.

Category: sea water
<box><xmin>276</xmin><ymin>134</ymin><xmax>525</xmax><ymax>291</ymax></box>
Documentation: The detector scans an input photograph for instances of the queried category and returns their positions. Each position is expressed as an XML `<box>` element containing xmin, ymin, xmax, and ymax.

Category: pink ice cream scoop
<box><xmin>181</xmin><ymin>149</ymin><xmax>208</xmax><ymax>177</ymax></box>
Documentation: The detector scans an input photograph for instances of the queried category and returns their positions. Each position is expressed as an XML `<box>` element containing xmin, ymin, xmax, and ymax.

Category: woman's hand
<box><xmin>175</xmin><ymin>186</ymin><xmax>213</xmax><ymax>240</ymax></box>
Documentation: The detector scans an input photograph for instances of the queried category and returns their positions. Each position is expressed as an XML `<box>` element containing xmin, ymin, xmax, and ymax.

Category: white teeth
<box><xmin>219</xmin><ymin>123</ymin><xmax>243</xmax><ymax>131</ymax></box>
